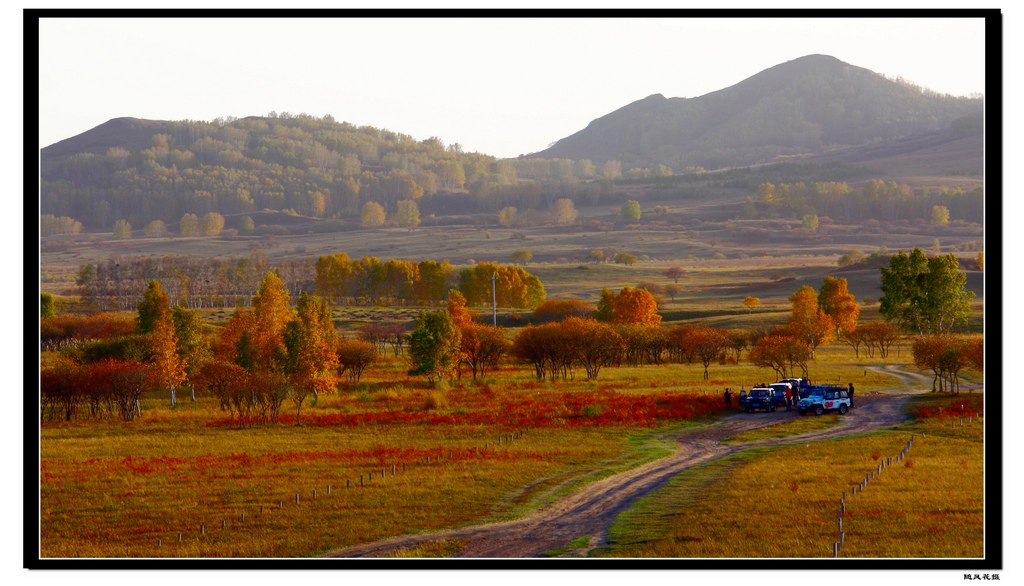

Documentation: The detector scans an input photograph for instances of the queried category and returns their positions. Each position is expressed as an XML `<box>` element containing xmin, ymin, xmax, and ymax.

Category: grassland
<box><xmin>594</xmin><ymin>392</ymin><xmax>985</xmax><ymax>558</ymax></box>
<box><xmin>37</xmin><ymin>184</ymin><xmax>986</xmax><ymax>559</ymax></box>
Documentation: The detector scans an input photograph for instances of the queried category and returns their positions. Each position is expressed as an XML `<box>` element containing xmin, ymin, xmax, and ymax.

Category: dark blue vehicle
<box><xmin>744</xmin><ymin>388</ymin><xmax>777</xmax><ymax>413</ymax></box>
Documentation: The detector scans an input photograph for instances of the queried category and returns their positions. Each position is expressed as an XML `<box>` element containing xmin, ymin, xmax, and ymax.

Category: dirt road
<box><xmin>323</xmin><ymin>378</ymin><xmax>935</xmax><ymax>559</ymax></box>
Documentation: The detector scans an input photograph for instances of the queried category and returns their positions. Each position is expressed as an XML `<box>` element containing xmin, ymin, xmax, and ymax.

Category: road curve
<box><xmin>323</xmin><ymin>382</ymin><xmax>930</xmax><ymax>559</ymax></box>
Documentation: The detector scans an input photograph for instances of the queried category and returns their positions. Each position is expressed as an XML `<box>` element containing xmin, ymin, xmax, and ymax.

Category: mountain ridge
<box><xmin>533</xmin><ymin>54</ymin><xmax>982</xmax><ymax>170</ymax></box>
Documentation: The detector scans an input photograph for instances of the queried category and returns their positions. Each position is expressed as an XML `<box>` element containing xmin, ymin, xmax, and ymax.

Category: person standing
<box><xmin>738</xmin><ymin>389</ymin><xmax>747</xmax><ymax>407</ymax></box>
<box><xmin>785</xmin><ymin>386</ymin><xmax>793</xmax><ymax>411</ymax></box>
<box><xmin>848</xmin><ymin>383</ymin><xmax>855</xmax><ymax>408</ymax></box>
<box><xmin>724</xmin><ymin>388</ymin><xmax>732</xmax><ymax>408</ymax></box>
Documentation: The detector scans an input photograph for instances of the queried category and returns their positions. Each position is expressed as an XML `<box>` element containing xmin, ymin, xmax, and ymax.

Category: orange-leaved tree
<box><xmin>818</xmin><ymin>276</ymin><xmax>860</xmax><ymax>340</ymax></box>
<box><xmin>788</xmin><ymin>285</ymin><xmax>834</xmax><ymax>357</ymax></box>
<box><xmin>596</xmin><ymin>286</ymin><xmax>661</xmax><ymax>324</ymax></box>
<box><xmin>284</xmin><ymin>292</ymin><xmax>339</xmax><ymax>424</ymax></box>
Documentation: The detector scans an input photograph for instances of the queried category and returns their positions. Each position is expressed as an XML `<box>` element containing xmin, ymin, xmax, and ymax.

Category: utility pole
<box><xmin>492</xmin><ymin>272</ymin><xmax>497</xmax><ymax>326</ymax></box>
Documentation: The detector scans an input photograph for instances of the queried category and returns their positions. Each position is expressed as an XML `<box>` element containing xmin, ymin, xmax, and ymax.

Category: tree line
<box><xmin>73</xmin><ymin>253</ymin><xmax>546</xmax><ymax>311</ymax></box>
<box><xmin>750</xmin><ymin>180</ymin><xmax>983</xmax><ymax>225</ymax></box>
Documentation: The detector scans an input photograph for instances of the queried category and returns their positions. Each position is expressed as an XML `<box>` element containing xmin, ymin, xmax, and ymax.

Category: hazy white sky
<box><xmin>37</xmin><ymin>15</ymin><xmax>987</xmax><ymax>158</ymax></box>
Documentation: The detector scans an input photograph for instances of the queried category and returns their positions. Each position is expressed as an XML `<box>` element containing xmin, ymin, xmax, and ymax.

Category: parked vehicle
<box><xmin>768</xmin><ymin>383</ymin><xmax>794</xmax><ymax>408</ymax></box>
<box><xmin>798</xmin><ymin>386</ymin><xmax>851</xmax><ymax>415</ymax></box>
<box><xmin>745</xmin><ymin>388</ymin><xmax>777</xmax><ymax>413</ymax></box>
<box><xmin>781</xmin><ymin>378</ymin><xmax>813</xmax><ymax>399</ymax></box>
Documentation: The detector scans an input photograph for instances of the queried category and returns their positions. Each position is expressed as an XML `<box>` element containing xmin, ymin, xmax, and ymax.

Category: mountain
<box><xmin>534</xmin><ymin>54</ymin><xmax>983</xmax><ymax>170</ymax></box>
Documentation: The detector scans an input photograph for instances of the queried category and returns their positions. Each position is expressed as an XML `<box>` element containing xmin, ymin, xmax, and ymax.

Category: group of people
<box><xmin>722</xmin><ymin>382</ymin><xmax>856</xmax><ymax>410</ymax></box>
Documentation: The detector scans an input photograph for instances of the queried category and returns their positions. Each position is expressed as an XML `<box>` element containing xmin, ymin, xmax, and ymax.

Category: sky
<box><xmin>36</xmin><ymin>15</ymin><xmax>989</xmax><ymax>158</ymax></box>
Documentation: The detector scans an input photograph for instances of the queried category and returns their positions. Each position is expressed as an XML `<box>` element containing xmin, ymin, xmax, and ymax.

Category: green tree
<box><xmin>880</xmin><ymin>249</ymin><xmax>973</xmax><ymax>334</ymax></box>
<box><xmin>112</xmin><ymin>219</ymin><xmax>132</xmax><ymax>240</ymax></box>
<box><xmin>977</xmin><ymin>251</ymin><xmax>984</xmax><ymax>271</ymax></box>
<box><xmin>361</xmin><ymin>201</ymin><xmax>386</xmax><ymax>227</ymax></box>
<box><xmin>238</xmin><ymin>216</ymin><xmax>255</xmax><ymax>236</ymax></box>
<box><xmin>407</xmin><ymin>309</ymin><xmax>461</xmax><ymax>384</ymax></box>
<box><xmin>802</xmin><ymin>214</ymin><xmax>819</xmax><ymax>231</ymax></box>
<box><xmin>136</xmin><ymin>280</ymin><xmax>170</xmax><ymax>334</ymax></box>
<box><xmin>621</xmin><ymin>200</ymin><xmax>641</xmax><ymax>221</ymax></box>
<box><xmin>614</xmin><ymin>253</ymin><xmax>638</xmax><ymax>266</ymax></box>
<box><xmin>41</xmin><ymin>293</ymin><xmax>57</xmax><ymax>318</ymax></box>
<box><xmin>395</xmin><ymin>199</ymin><xmax>421</xmax><ymax>228</ymax></box>
<box><xmin>172</xmin><ymin>306</ymin><xmax>211</xmax><ymax>402</ymax></box>
<box><xmin>511</xmin><ymin>249</ymin><xmax>532</xmax><ymax>265</ymax></box>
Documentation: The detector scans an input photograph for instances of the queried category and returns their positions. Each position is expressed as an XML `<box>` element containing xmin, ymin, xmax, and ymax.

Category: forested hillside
<box><xmin>535</xmin><ymin>54</ymin><xmax>983</xmax><ymax>170</ymax></box>
<box><xmin>40</xmin><ymin>113</ymin><xmax>624</xmax><ymax>233</ymax></box>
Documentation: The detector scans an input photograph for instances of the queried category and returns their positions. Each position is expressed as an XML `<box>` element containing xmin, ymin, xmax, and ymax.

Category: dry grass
<box><xmin>595</xmin><ymin>392</ymin><xmax>984</xmax><ymax>558</ymax></box>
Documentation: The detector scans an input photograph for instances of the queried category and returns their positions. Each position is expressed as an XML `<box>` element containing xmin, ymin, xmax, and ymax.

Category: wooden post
<box><xmin>221</xmin><ymin>519</ymin><xmax>226</xmax><ymax>528</ymax></box>
<box><xmin>241</xmin><ymin>513</ymin><xmax>245</xmax><ymax>521</ymax></box>
<box><xmin>328</xmin><ymin>485</ymin><xmax>331</xmax><ymax>495</ymax></box>
<box><xmin>393</xmin><ymin>464</ymin><xmax>397</xmax><ymax>475</ymax></box>
<box><xmin>279</xmin><ymin>500</ymin><xmax>283</xmax><ymax>509</ymax></box>
<box><xmin>260</xmin><ymin>506</ymin><xmax>264</xmax><ymax>514</ymax></box>
<box><xmin>295</xmin><ymin>493</ymin><xmax>300</xmax><ymax>504</ymax></box>
<box><xmin>347</xmin><ymin>479</ymin><xmax>351</xmax><ymax>489</ymax></box>
<box><xmin>360</xmin><ymin>475</ymin><xmax>364</xmax><ymax>487</ymax></box>
<box><xmin>178</xmin><ymin>533</ymin><xmax>182</xmax><ymax>542</ymax></box>
<box><xmin>834</xmin><ymin>542</ymin><xmax>839</xmax><ymax>558</ymax></box>
<box><xmin>158</xmin><ymin>539</ymin><xmax>162</xmax><ymax>548</ymax></box>
<box><xmin>313</xmin><ymin>489</ymin><xmax>317</xmax><ymax>499</ymax></box>
<box><xmin>201</xmin><ymin>524</ymin><xmax>205</xmax><ymax>534</ymax></box>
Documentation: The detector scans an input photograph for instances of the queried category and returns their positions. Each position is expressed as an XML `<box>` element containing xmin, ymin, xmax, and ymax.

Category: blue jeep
<box><xmin>744</xmin><ymin>388</ymin><xmax>777</xmax><ymax>413</ymax></box>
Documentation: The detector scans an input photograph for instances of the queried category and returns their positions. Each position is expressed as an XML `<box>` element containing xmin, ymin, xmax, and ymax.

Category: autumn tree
<box><xmin>977</xmin><ymin>252</ymin><xmax>984</xmax><ymax>271</ymax></box>
<box><xmin>147</xmin><ymin>301</ymin><xmax>185</xmax><ymax>407</ymax></box>
<box><xmin>788</xmin><ymin>285</ymin><xmax>835</xmax><ymax>356</ymax></box>
<box><xmin>459</xmin><ymin>324</ymin><xmax>510</xmax><ymax>379</ymax></box>
<box><xmin>144</xmin><ymin>220</ymin><xmax>168</xmax><ymax>238</ymax></box>
<box><xmin>201</xmin><ymin>212</ymin><xmax>225</xmax><ymax>236</ymax></box>
<box><xmin>195</xmin><ymin>360</ymin><xmax>251</xmax><ymax>426</ymax></box>
<box><xmin>609</xmin><ymin>286</ymin><xmax>661</xmax><ymax>324</ymax></box>
<box><xmin>336</xmin><ymin>339</ymin><xmax>378</xmax><ymax>383</ymax></box>
<box><xmin>683</xmin><ymin>326</ymin><xmax>731</xmax><ymax>380</ymax></box>
<box><xmin>931</xmin><ymin>205</ymin><xmax>950</xmax><ymax>225</ymax></box>
<box><xmin>498</xmin><ymin>206</ymin><xmax>518</xmax><ymax>227</ymax></box>
<box><xmin>551</xmin><ymin>198</ymin><xmax>577</xmax><ymax>225</ymax></box>
<box><xmin>563</xmin><ymin>317</ymin><xmax>623</xmax><ymax>380</ymax></box>
<box><xmin>818</xmin><ymin>276</ymin><xmax>860</xmax><ymax>339</ymax></box>
<box><xmin>532</xmin><ymin>299</ymin><xmax>596</xmax><ymax>323</ymax></box>
<box><xmin>602</xmin><ymin>160</ymin><xmax>622</xmax><ymax>180</ymax></box>
<box><xmin>180</xmin><ymin>213</ymin><xmax>201</xmax><ymax>237</ymax></box>
<box><xmin>361</xmin><ymin>201</ymin><xmax>386</xmax><ymax>227</ymax></box>
<box><xmin>283</xmin><ymin>292</ymin><xmax>339</xmax><ymax>424</ymax></box>
<box><xmin>664</xmin><ymin>266</ymin><xmax>687</xmax><ymax>283</ymax></box>
<box><xmin>802</xmin><ymin>214</ymin><xmax>819</xmax><ymax>231</ymax></box>
<box><xmin>749</xmin><ymin>334</ymin><xmax>811</xmax><ymax>379</ymax></box>
<box><xmin>664</xmin><ymin>284</ymin><xmax>682</xmax><ymax>302</ymax></box>
<box><xmin>743</xmin><ymin>296</ymin><xmax>761</xmax><ymax>312</ymax></box>
<box><xmin>621</xmin><ymin>200</ymin><xmax>641</xmax><ymax>221</ymax></box>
